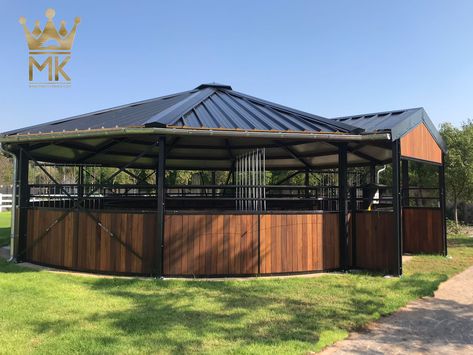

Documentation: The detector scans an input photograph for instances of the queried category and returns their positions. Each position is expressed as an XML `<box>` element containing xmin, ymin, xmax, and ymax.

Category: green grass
<box><xmin>0</xmin><ymin>212</ymin><xmax>10</xmax><ymax>247</ymax></box>
<box><xmin>0</xmin><ymin>213</ymin><xmax>472</xmax><ymax>354</ymax></box>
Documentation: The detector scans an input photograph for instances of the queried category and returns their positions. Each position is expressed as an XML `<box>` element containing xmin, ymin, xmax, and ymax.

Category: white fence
<box><xmin>0</xmin><ymin>193</ymin><xmax>12</xmax><ymax>212</ymax></box>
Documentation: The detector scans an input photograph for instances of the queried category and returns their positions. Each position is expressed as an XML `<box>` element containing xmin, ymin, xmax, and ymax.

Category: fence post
<box><xmin>392</xmin><ymin>140</ymin><xmax>402</xmax><ymax>276</ymax></box>
<box><xmin>0</xmin><ymin>193</ymin><xmax>3</xmax><ymax>212</ymax></box>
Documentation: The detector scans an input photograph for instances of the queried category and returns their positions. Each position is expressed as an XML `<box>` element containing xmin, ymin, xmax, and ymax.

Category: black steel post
<box><xmin>74</xmin><ymin>165</ymin><xmax>84</xmax><ymax>267</ymax></box>
<box><xmin>439</xmin><ymin>154</ymin><xmax>447</xmax><ymax>256</ymax></box>
<box><xmin>401</xmin><ymin>159</ymin><xmax>409</xmax><ymax>207</ymax></box>
<box><xmin>156</xmin><ymin>136</ymin><xmax>166</xmax><ymax>276</ymax></box>
<box><xmin>350</xmin><ymin>186</ymin><xmax>357</xmax><ymax>268</ymax></box>
<box><xmin>78</xmin><ymin>166</ymin><xmax>84</xmax><ymax>204</ymax></box>
<box><xmin>369</xmin><ymin>164</ymin><xmax>376</xmax><ymax>184</ymax></box>
<box><xmin>211</xmin><ymin>171</ymin><xmax>216</xmax><ymax>200</ymax></box>
<box><xmin>392</xmin><ymin>140</ymin><xmax>402</xmax><ymax>276</ymax></box>
<box><xmin>338</xmin><ymin>143</ymin><xmax>348</xmax><ymax>271</ymax></box>
<box><xmin>16</xmin><ymin>148</ymin><xmax>29</xmax><ymax>261</ymax></box>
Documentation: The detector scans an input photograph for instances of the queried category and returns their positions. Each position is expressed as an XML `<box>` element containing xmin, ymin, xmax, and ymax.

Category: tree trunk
<box><xmin>454</xmin><ymin>197</ymin><xmax>459</xmax><ymax>226</ymax></box>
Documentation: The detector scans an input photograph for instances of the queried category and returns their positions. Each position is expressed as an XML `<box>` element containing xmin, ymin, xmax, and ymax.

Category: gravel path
<box><xmin>321</xmin><ymin>266</ymin><xmax>473</xmax><ymax>354</ymax></box>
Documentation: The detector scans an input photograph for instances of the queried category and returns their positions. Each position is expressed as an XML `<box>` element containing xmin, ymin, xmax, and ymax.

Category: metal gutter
<box><xmin>0</xmin><ymin>127</ymin><xmax>391</xmax><ymax>144</ymax></box>
<box><xmin>0</xmin><ymin>143</ymin><xmax>17</xmax><ymax>262</ymax></box>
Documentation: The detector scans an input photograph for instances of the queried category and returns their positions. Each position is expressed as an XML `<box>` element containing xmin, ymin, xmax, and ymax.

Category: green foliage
<box><xmin>446</xmin><ymin>219</ymin><xmax>461</xmax><ymax>235</ymax></box>
<box><xmin>440</xmin><ymin>121</ymin><xmax>473</xmax><ymax>203</ymax></box>
<box><xmin>0</xmin><ymin>212</ymin><xmax>10</xmax><ymax>247</ymax></box>
<box><xmin>440</xmin><ymin>121</ymin><xmax>473</xmax><ymax>223</ymax></box>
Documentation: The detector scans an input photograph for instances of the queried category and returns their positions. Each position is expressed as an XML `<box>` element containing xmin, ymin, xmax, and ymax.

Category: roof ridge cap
<box><xmin>144</xmin><ymin>87</ymin><xmax>217</xmax><ymax>127</ymax></box>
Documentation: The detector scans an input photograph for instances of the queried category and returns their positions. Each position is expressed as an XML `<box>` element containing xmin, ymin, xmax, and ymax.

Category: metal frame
<box><xmin>392</xmin><ymin>140</ymin><xmax>402</xmax><ymax>276</ymax></box>
<box><xmin>156</xmin><ymin>136</ymin><xmax>166</xmax><ymax>276</ymax></box>
<box><xmin>7</xmin><ymin>132</ymin><xmax>447</xmax><ymax>278</ymax></box>
<box><xmin>338</xmin><ymin>143</ymin><xmax>348</xmax><ymax>271</ymax></box>
<box><xmin>16</xmin><ymin>148</ymin><xmax>29</xmax><ymax>262</ymax></box>
<box><xmin>439</xmin><ymin>153</ymin><xmax>447</xmax><ymax>256</ymax></box>
<box><xmin>402</xmin><ymin>159</ymin><xmax>409</xmax><ymax>207</ymax></box>
<box><xmin>15</xmin><ymin>141</ymin><xmax>160</xmax><ymax>261</ymax></box>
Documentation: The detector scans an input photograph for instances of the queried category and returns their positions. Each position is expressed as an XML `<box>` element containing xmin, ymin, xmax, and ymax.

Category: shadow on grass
<box><xmin>34</xmin><ymin>271</ymin><xmax>445</xmax><ymax>353</ymax></box>
<box><xmin>0</xmin><ymin>227</ymin><xmax>10</xmax><ymax>247</ymax></box>
<box><xmin>0</xmin><ymin>259</ymin><xmax>40</xmax><ymax>274</ymax></box>
<box><xmin>449</xmin><ymin>236</ymin><xmax>473</xmax><ymax>248</ymax></box>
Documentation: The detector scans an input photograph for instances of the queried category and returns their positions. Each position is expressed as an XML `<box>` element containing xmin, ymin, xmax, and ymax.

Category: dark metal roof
<box><xmin>332</xmin><ymin>107</ymin><xmax>446</xmax><ymax>152</ymax></box>
<box><xmin>3</xmin><ymin>83</ymin><xmax>358</xmax><ymax>136</ymax></box>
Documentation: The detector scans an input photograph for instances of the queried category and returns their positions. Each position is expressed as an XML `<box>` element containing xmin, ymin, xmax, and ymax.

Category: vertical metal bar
<box><xmin>238</xmin><ymin>154</ymin><xmax>242</xmax><ymax>211</ymax></box>
<box><xmin>263</xmin><ymin>148</ymin><xmax>266</xmax><ymax>211</ymax></box>
<box><xmin>244</xmin><ymin>153</ymin><xmax>248</xmax><ymax>211</ymax></box>
<box><xmin>255</xmin><ymin>150</ymin><xmax>259</xmax><ymax>211</ymax></box>
<box><xmin>237</xmin><ymin>157</ymin><xmax>240</xmax><ymax>210</ymax></box>
<box><xmin>439</xmin><ymin>154</ymin><xmax>447</xmax><ymax>256</ymax></box>
<box><xmin>17</xmin><ymin>148</ymin><xmax>29</xmax><ymax>262</ymax></box>
<box><xmin>338</xmin><ymin>143</ymin><xmax>348</xmax><ymax>271</ymax></box>
<box><xmin>402</xmin><ymin>159</ymin><xmax>409</xmax><ymax>207</ymax></box>
<box><xmin>249</xmin><ymin>152</ymin><xmax>252</xmax><ymax>211</ymax></box>
<box><xmin>392</xmin><ymin>140</ymin><xmax>402</xmax><ymax>276</ymax></box>
<box><xmin>239</xmin><ymin>154</ymin><xmax>242</xmax><ymax>211</ymax></box>
<box><xmin>156</xmin><ymin>136</ymin><xmax>166</xmax><ymax>276</ymax></box>
<box><xmin>252</xmin><ymin>150</ymin><xmax>256</xmax><ymax>211</ymax></box>
<box><xmin>246</xmin><ymin>152</ymin><xmax>249</xmax><ymax>211</ymax></box>
<box><xmin>235</xmin><ymin>158</ymin><xmax>238</xmax><ymax>210</ymax></box>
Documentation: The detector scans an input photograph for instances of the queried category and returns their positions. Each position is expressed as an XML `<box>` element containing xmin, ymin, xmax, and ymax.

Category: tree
<box><xmin>440</xmin><ymin>120</ymin><xmax>473</xmax><ymax>225</ymax></box>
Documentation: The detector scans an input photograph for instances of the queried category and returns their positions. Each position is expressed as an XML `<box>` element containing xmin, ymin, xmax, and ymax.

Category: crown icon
<box><xmin>19</xmin><ymin>9</ymin><xmax>80</xmax><ymax>51</ymax></box>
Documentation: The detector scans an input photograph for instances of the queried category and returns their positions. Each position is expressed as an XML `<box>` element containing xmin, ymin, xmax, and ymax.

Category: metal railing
<box><xmin>26</xmin><ymin>184</ymin><xmax>440</xmax><ymax>212</ymax></box>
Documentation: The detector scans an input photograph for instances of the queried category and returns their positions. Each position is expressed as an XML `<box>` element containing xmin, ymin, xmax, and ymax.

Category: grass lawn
<box><xmin>0</xmin><ymin>211</ymin><xmax>10</xmax><ymax>247</ymax></box>
<box><xmin>0</xmin><ymin>213</ymin><xmax>472</xmax><ymax>354</ymax></box>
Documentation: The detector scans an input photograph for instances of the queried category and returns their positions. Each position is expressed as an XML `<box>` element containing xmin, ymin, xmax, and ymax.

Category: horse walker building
<box><xmin>0</xmin><ymin>84</ymin><xmax>447</xmax><ymax>277</ymax></box>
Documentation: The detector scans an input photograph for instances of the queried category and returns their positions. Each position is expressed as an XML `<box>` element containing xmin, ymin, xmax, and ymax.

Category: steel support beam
<box><xmin>276</xmin><ymin>140</ymin><xmax>312</xmax><ymax>169</ymax></box>
<box><xmin>439</xmin><ymin>153</ymin><xmax>447</xmax><ymax>256</ymax></box>
<box><xmin>402</xmin><ymin>159</ymin><xmax>409</xmax><ymax>207</ymax></box>
<box><xmin>392</xmin><ymin>140</ymin><xmax>402</xmax><ymax>276</ymax></box>
<box><xmin>369</xmin><ymin>164</ymin><xmax>376</xmax><ymax>184</ymax></box>
<box><xmin>211</xmin><ymin>171</ymin><xmax>216</xmax><ymax>198</ymax></box>
<box><xmin>327</xmin><ymin>142</ymin><xmax>383</xmax><ymax>164</ymax></box>
<box><xmin>16</xmin><ymin>148</ymin><xmax>29</xmax><ymax>261</ymax></box>
<box><xmin>350</xmin><ymin>186</ymin><xmax>357</xmax><ymax>268</ymax></box>
<box><xmin>156</xmin><ymin>136</ymin><xmax>166</xmax><ymax>276</ymax></box>
<box><xmin>338</xmin><ymin>143</ymin><xmax>348</xmax><ymax>271</ymax></box>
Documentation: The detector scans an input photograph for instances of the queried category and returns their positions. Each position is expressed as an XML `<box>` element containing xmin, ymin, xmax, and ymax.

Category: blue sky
<box><xmin>1</xmin><ymin>0</ymin><xmax>472</xmax><ymax>132</ymax></box>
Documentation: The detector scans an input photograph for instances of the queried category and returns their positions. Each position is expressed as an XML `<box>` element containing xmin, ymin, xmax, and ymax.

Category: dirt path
<box><xmin>321</xmin><ymin>266</ymin><xmax>473</xmax><ymax>354</ymax></box>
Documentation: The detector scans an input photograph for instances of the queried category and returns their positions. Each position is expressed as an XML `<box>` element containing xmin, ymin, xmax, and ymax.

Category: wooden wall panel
<box><xmin>354</xmin><ymin>212</ymin><xmax>397</xmax><ymax>272</ymax></box>
<box><xmin>26</xmin><ymin>209</ymin><xmax>74</xmax><ymax>268</ymax></box>
<box><xmin>403</xmin><ymin>208</ymin><xmax>443</xmax><ymax>254</ymax></box>
<box><xmin>26</xmin><ymin>209</ymin><xmax>156</xmax><ymax>275</ymax></box>
<box><xmin>259</xmin><ymin>213</ymin><xmax>339</xmax><ymax>274</ymax></box>
<box><xmin>400</xmin><ymin>123</ymin><xmax>442</xmax><ymax>164</ymax></box>
<box><xmin>163</xmin><ymin>214</ymin><xmax>259</xmax><ymax>276</ymax></box>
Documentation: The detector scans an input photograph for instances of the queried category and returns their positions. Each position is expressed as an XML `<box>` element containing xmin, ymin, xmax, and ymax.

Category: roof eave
<box><xmin>0</xmin><ymin>127</ymin><xmax>391</xmax><ymax>145</ymax></box>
